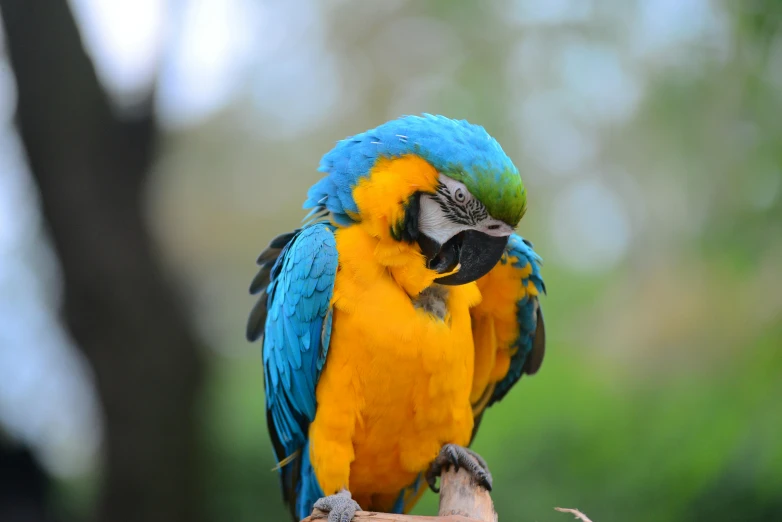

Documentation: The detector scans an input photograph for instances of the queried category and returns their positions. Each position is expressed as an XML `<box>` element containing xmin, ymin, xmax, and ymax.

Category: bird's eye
<box><xmin>454</xmin><ymin>188</ymin><xmax>466</xmax><ymax>203</ymax></box>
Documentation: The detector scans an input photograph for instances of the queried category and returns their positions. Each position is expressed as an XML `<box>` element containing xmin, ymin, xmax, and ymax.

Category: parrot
<box><xmin>246</xmin><ymin>114</ymin><xmax>546</xmax><ymax>522</ymax></box>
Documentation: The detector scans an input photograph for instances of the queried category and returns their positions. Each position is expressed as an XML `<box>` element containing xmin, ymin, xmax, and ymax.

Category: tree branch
<box><xmin>301</xmin><ymin>464</ymin><xmax>497</xmax><ymax>522</ymax></box>
<box><xmin>555</xmin><ymin>507</ymin><xmax>594</xmax><ymax>522</ymax></box>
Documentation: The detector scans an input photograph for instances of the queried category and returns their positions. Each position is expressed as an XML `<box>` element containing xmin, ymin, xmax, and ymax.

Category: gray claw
<box><xmin>313</xmin><ymin>489</ymin><xmax>361</xmax><ymax>522</ymax></box>
<box><xmin>426</xmin><ymin>443</ymin><xmax>493</xmax><ymax>493</ymax></box>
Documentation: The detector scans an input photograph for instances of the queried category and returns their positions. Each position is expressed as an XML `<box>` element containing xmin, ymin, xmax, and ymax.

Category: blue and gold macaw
<box><xmin>247</xmin><ymin>115</ymin><xmax>545</xmax><ymax>522</ymax></box>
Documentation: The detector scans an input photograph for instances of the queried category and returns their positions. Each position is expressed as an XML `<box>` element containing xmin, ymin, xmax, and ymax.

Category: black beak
<box><xmin>417</xmin><ymin>230</ymin><xmax>509</xmax><ymax>285</ymax></box>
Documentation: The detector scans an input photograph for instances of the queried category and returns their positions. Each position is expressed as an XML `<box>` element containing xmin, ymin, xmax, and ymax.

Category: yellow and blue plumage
<box><xmin>247</xmin><ymin>115</ymin><xmax>545</xmax><ymax>521</ymax></box>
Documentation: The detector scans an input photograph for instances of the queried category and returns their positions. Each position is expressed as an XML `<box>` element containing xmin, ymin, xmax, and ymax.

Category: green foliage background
<box><xmin>25</xmin><ymin>0</ymin><xmax>782</xmax><ymax>520</ymax></box>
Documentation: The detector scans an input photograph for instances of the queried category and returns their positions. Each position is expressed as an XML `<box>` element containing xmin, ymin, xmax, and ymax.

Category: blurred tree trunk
<box><xmin>0</xmin><ymin>435</ymin><xmax>56</xmax><ymax>522</ymax></box>
<box><xmin>0</xmin><ymin>3</ymin><xmax>205</xmax><ymax>522</ymax></box>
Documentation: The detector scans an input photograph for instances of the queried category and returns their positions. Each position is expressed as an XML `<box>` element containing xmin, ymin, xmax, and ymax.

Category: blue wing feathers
<box><xmin>248</xmin><ymin>223</ymin><xmax>338</xmax><ymax>520</ymax></box>
<box><xmin>488</xmin><ymin>234</ymin><xmax>546</xmax><ymax>406</ymax></box>
<box><xmin>263</xmin><ymin>223</ymin><xmax>338</xmax><ymax>451</ymax></box>
<box><xmin>296</xmin><ymin>441</ymin><xmax>326</xmax><ymax>519</ymax></box>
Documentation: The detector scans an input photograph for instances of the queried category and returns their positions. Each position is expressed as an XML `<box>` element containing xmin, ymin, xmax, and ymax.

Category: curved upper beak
<box><xmin>417</xmin><ymin>229</ymin><xmax>509</xmax><ymax>285</ymax></box>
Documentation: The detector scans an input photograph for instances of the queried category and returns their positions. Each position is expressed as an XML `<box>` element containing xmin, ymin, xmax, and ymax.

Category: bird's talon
<box><xmin>425</xmin><ymin>467</ymin><xmax>441</xmax><ymax>493</ymax></box>
<box><xmin>313</xmin><ymin>489</ymin><xmax>361</xmax><ymax>522</ymax></box>
<box><xmin>426</xmin><ymin>443</ymin><xmax>493</xmax><ymax>493</ymax></box>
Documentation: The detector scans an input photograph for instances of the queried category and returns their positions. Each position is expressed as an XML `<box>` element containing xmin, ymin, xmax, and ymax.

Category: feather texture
<box><xmin>247</xmin><ymin>117</ymin><xmax>546</xmax><ymax>520</ymax></box>
<box><xmin>249</xmin><ymin>224</ymin><xmax>337</xmax><ymax>519</ymax></box>
<box><xmin>469</xmin><ymin>233</ymin><xmax>546</xmax><ymax>417</ymax></box>
<box><xmin>488</xmin><ymin>234</ymin><xmax>546</xmax><ymax>405</ymax></box>
<box><xmin>304</xmin><ymin>114</ymin><xmax>526</xmax><ymax>227</ymax></box>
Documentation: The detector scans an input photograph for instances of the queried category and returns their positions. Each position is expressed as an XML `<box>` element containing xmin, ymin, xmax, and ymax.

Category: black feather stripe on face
<box><xmin>433</xmin><ymin>182</ymin><xmax>488</xmax><ymax>227</ymax></box>
<box><xmin>467</xmin><ymin>198</ymin><xmax>489</xmax><ymax>222</ymax></box>
<box><xmin>390</xmin><ymin>192</ymin><xmax>421</xmax><ymax>242</ymax></box>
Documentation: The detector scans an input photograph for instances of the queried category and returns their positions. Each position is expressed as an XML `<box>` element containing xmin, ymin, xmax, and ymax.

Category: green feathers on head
<box><xmin>308</xmin><ymin>114</ymin><xmax>529</xmax><ymax>227</ymax></box>
<box><xmin>446</xmin><ymin>164</ymin><xmax>527</xmax><ymax>227</ymax></box>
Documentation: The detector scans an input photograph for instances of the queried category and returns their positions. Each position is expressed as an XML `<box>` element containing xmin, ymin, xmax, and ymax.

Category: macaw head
<box><xmin>304</xmin><ymin>114</ymin><xmax>526</xmax><ymax>286</ymax></box>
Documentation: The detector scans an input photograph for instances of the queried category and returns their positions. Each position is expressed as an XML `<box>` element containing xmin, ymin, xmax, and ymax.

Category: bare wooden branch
<box><xmin>305</xmin><ymin>513</ymin><xmax>479</xmax><ymax>522</ymax></box>
<box><xmin>555</xmin><ymin>507</ymin><xmax>594</xmax><ymax>522</ymax></box>
<box><xmin>301</xmin><ymin>463</ymin><xmax>496</xmax><ymax>522</ymax></box>
<box><xmin>437</xmin><ymin>464</ymin><xmax>497</xmax><ymax>522</ymax></box>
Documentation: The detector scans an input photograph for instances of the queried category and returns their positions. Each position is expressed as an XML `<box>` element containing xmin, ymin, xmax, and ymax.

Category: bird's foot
<box><xmin>426</xmin><ymin>443</ymin><xmax>493</xmax><ymax>493</ymax></box>
<box><xmin>313</xmin><ymin>489</ymin><xmax>361</xmax><ymax>522</ymax></box>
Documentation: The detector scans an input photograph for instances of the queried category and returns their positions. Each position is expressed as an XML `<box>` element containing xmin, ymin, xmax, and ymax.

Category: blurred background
<box><xmin>0</xmin><ymin>1</ymin><xmax>780</xmax><ymax>521</ymax></box>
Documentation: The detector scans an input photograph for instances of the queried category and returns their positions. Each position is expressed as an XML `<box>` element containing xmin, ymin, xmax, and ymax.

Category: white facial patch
<box><xmin>418</xmin><ymin>174</ymin><xmax>514</xmax><ymax>245</ymax></box>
